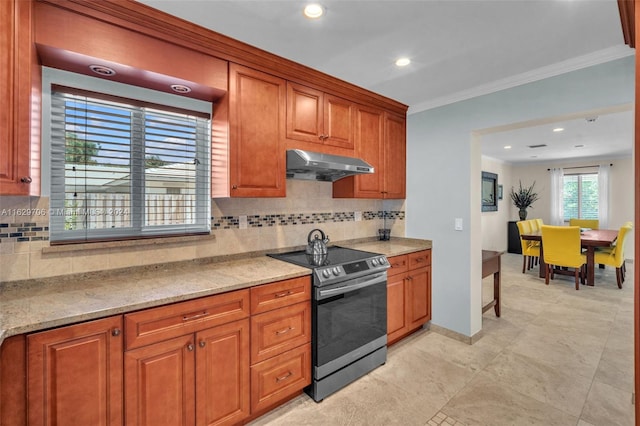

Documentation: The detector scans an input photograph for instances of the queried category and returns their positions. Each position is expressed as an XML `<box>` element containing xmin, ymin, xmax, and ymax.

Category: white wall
<box><xmin>406</xmin><ymin>56</ymin><xmax>635</xmax><ymax>338</ymax></box>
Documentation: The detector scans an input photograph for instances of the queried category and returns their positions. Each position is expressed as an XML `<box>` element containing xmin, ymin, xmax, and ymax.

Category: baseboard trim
<box><xmin>430</xmin><ymin>323</ymin><xmax>483</xmax><ymax>345</ymax></box>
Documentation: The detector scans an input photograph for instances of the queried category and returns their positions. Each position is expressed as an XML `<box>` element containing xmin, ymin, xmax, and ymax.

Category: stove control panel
<box><xmin>314</xmin><ymin>255</ymin><xmax>389</xmax><ymax>285</ymax></box>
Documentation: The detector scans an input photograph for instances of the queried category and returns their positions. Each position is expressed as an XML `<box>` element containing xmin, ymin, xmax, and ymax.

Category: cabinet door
<box><xmin>195</xmin><ymin>319</ymin><xmax>250</xmax><ymax>426</ymax></box>
<box><xmin>28</xmin><ymin>316</ymin><xmax>124</xmax><ymax>426</ymax></box>
<box><xmin>408</xmin><ymin>267</ymin><xmax>431</xmax><ymax>329</ymax></box>
<box><xmin>383</xmin><ymin>112</ymin><xmax>406</xmax><ymax>199</ymax></box>
<box><xmin>0</xmin><ymin>0</ymin><xmax>39</xmax><ymax>195</ymax></box>
<box><xmin>355</xmin><ymin>105</ymin><xmax>384</xmax><ymax>197</ymax></box>
<box><xmin>124</xmin><ymin>334</ymin><xmax>196</xmax><ymax>426</ymax></box>
<box><xmin>386</xmin><ymin>272</ymin><xmax>408</xmax><ymax>344</ymax></box>
<box><xmin>323</xmin><ymin>94</ymin><xmax>354</xmax><ymax>149</ymax></box>
<box><xmin>229</xmin><ymin>64</ymin><xmax>286</xmax><ymax>197</ymax></box>
<box><xmin>286</xmin><ymin>82</ymin><xmax>323</xmax><ymax>143</ymax></box>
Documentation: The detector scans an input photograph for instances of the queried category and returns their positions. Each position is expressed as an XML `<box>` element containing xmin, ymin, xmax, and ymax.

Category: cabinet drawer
<box><xmin>387</xmin><ymin>255</ymin><xmax>408</xmax><ymax>276</ymax></box>
<box><xmin>251</xmin><ymin>301</ymin><xmax>311</xmax><ymax>364</ymax></box>
<box><xmin>408</xmin><ymin>250</ymin><xmax>431</xmax><ymax>269</ymax></box>
<box><xmin>250</xmin><ymin>276</ymin><xmax>311</xmax><ymax>315</ymax></box>
<box><xmin>250</xmin><ymin>343</ymin><xmax>311</xmax><ymax>413</ymax></box>
<box><xmin>125</xmin><ymin>289</ymin><xmax>250</xmax><ymax>350</ymax></box>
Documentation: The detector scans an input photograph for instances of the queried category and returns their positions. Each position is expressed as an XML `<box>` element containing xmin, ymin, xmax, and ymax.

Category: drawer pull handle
<box><xmin>275</xmin><ymin>327</ymin><xmax>294</xmax><ymax>335</ymax></box>
<box><xmin>415</xmin><ymin>258</ymin><xmax>424</xmax><ymax>263</ymax></box>
<box><xmin>183</xmin><ymin>311</ymin><xmax>209</xmax><ymax>322</ymax></box>
<box><xmin>276</xmin><ymin>371</ymin><xmax>293</xmax><ymax>382</ymax></box>
<box><xmin>274</xmin><ymin>291</ymin><xmax>292</xmax><ymax>298</ymax></box>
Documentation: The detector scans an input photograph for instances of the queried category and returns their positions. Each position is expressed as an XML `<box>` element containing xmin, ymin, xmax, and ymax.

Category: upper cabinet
<box><xmin>0</xmin><ymin>0</ymin><xmax>40</xmax><ymax>195</ymax></box>
<box><xmin>286</xmin><ymin>82</ymin><xmax>355</xmax><ymax>150</ymax></box>
<box><xmin>333</xmin><ymin>108</ymin><xmax>406</xmax><ymax>199</ymax></box>
<box><xmin>224</xmin><ymin>64</ymin><xmax>286</xmax><ymax>198</ymax></box>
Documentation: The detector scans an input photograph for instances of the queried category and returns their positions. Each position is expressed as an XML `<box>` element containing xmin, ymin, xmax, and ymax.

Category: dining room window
<box><xmin>562</xmin><ymin>173</ymin><xmax>598</xmax><ymax>221</ymax></box>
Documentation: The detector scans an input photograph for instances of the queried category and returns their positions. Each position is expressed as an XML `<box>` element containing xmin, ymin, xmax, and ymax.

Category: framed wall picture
<box><xmin>481</xmin><ymin>171</ymin><xmax>498</xmax><ymax>212</ymax></box>
<box><xmin>498</xmin><ymin>184</ymin><xmax>503</xmax><ymax>200</ymax></box>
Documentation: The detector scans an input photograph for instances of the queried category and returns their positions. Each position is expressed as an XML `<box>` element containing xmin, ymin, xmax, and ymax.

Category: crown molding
<box><xmin>409</xmin><ymin>45</ymin><xmax>635</xmax><ymax>115</ymax></box>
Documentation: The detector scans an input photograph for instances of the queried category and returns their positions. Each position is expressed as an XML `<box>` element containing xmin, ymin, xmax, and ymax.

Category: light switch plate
<box><xmin>355</xmin><ymin>211</ymin><xmax>362</xmax><ymax>221</ymax></box>
<box><xmin>239</xmin><ymin>215</ymin><xmax>248</xmax><ymax>229</ymax></box>
<box><xmin>454</xmin><ymin>218</ymin><xmax>463</xmax><ymax>231</ymax></box>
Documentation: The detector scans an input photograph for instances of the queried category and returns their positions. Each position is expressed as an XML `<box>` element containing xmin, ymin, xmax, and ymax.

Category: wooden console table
<box><xmin>482</xmin><ymin>250</ymin><xmax>503</xmax><ymax>317</ymax></box>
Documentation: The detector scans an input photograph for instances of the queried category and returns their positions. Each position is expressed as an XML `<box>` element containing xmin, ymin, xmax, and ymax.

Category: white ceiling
<box><xmin>138</xmin><ymin>0</ymin><xmax>634</xmax><ymax>164</ymax></box>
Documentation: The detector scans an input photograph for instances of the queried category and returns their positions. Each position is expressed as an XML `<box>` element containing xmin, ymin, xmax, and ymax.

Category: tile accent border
<box><xmin>0</xmin><ymin>210</ymin><xmax>405</xmax><ymax>243</ymax></box>
<box><xmin>211</xmin><ymin>210</ymin><xmax>404</xmax><ymax>230</ymax></box>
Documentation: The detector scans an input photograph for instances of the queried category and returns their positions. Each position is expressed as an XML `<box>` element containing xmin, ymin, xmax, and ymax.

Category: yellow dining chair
<box><xmin>594</xmin><ymin>224</ymin><xmax>632</xmax><ymax>288</ymax></box>
<box><xmin>569</xmin><ymin>218</ymin><xmax>599</xmax><ymax>230</ymax></box>
<box><xmin>540</xmin><ymin>225</ymin><xmax>586</xmax><ymax>290</ymax></box>
<box><xmin>516</xmin><ymin>220</ymin><xmax>540</xmax><ymax>273</ymax></box>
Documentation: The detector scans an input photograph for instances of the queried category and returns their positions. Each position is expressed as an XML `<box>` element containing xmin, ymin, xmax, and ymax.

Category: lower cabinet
<box><xmin>124</xmin><ymin>320</ymin><xmax>250</xmax><ymax>426</ymax></box>
<box><xmin>249</xmin><ymin>278</ymin><xmax>311</xmax><ymax>416</ymax></box>
<box><xmin>387</xmin><ymin>249</ymin><xmax>432</xmax><ymax>345</ymax></box>
<box><xmin>13</xmin><ymin>276</ymin><xmax>313</xmax><ymax>425</ymax></box>
<box><xmin>27</xmin><ymin>316</ymin><xmax>124</xmax><ymax>426</ymax></box>
<box><xmin>123</xmin><ymin>290</ymin><xmax>251</xmax><ymax>426</ymax></box>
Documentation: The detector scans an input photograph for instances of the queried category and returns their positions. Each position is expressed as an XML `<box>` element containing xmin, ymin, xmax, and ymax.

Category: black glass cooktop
<box><xmin>268</xmin><ymin>246</ymin><xmax>379</xmax><ymax>268</ymax></box>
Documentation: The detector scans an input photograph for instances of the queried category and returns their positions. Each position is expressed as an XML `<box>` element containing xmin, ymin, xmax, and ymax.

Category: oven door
<box><xmin>313</xmin><ymin>271</ymin><xmax>387</xmax><ymax>379</ymax></box>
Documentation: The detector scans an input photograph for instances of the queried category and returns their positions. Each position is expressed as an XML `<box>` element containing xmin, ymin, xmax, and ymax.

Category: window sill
<box><xmin>42</xmin><ymin>233</ymin><xmax>215</xmax><ymax>254</ymax></box>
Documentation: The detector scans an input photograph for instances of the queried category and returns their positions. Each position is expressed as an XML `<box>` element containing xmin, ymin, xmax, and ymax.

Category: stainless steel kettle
<box><xmin>306</xmin><ymin>228</ymin><xmax>329</xmax><ymax>266</ymax></box>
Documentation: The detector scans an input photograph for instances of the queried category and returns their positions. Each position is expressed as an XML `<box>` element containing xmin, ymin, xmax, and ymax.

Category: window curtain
<box><xmin>598</xmin><ymin>163</ymin><xmax>610</xmax><ymax>229</ymax></box>
<box><xmin>549</xmin><ymin>167</ymin><xmax>564</xmax><ymax>225</ymax></box>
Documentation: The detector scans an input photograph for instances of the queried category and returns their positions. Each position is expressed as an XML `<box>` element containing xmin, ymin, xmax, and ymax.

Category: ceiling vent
<box><xmin>528</xmin><ymin>144</ymin><xmax>547</xmax><ymax>149</ymax></box>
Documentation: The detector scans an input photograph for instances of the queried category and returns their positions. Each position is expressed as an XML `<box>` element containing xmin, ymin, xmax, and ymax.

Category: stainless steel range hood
<box><xmin>286</xmin><ymin>149</ymin><xmax>374</xmax><ymax>182</ymax></box>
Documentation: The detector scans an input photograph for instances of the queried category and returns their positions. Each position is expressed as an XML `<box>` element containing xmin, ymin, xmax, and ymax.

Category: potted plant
<box><xmin>510</xmin><ymin>180</ymin><xmax>540</xmax><ymax>220</ymax></box>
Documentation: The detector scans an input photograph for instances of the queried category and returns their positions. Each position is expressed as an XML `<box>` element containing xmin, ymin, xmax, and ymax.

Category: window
<box><xmin>562</xmin><ymin>173</ymin><xmax>598</xmax><ymax>221</ymax></box>
<box><xmin>49</xmin><ymin>87</ymin><xmax>210</xmax><ymax>243</ymax></box>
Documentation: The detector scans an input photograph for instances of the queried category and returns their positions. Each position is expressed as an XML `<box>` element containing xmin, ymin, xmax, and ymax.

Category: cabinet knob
<box><xmin>232</xmin><ymin>185</ymin><xmax>238</xmax><ymax>190</ymax></box>
<box><xmin>199</xmin><ymin>341</ymin><xmax>206</xmax><ymax>348</ymax></box>
<box><xmin>20</xmin><ymin>176</ymin><xmax>32</xmax><ymax>183</ymax></box>
<box><xmin>111</xmin><ymin>328</ymin><xmax>121</xmax><ymax>337</ymax></box>
<box><xmin>187</xmin><ymin>343</ymin><xmax>195</xmax><ymax>351</ymax></box>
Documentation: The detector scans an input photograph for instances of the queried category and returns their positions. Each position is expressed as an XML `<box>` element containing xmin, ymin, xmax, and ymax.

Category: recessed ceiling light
<box><xmin>552</xmin><ymin>127</ymin><xmax>564</xmax><ymax>132</ymax></box>
<box><xmin>170</xmin><ymin>84</ymin><xmax>192</xmax><ymax>94</ymax></box>
<box><xmin>395</xmin><ymin>57</ymin><xmax>411</xmax><ymax>67</ymax></box>
<box><xmin>503</xmin><ymin>145</ymin><xmax>512</xmax><ymax>150</ymax></box>
<box><xmin>304</xmin><ymin>4</ymin><xmax>324</xmax><ymax>19</ymax></box>
<box><xmin>89</xmin><ymin>64</ymin><xmax>116</xmax><ymax>76</ymax></box>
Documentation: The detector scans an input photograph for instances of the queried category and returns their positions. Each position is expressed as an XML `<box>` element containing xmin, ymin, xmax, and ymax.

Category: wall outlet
<box><xmin>354</xmin><ymin>211</ymin><xmax>362</xmax><ymax>221</ymax></box>
<box><xmin>239</xmin><ymin>215</ymin><xmax>248</xmax><ymax>229</ymax></box>
<box><xmin>454</xmin><ymin>218</ymin><xmax>463</xmax><ymax>231</ymax></box>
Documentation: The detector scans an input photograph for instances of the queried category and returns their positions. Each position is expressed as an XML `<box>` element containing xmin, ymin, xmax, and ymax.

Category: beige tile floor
<box><xmin>249</xmin><ymin>253</ymin><xmax>635</xmax><ymax>426</ymax></box>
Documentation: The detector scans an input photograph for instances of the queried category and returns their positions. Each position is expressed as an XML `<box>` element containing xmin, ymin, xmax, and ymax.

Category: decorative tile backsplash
<box><xmin>1</xmin><ymin>210</ymin><xmax>404</xmax><ymax>241</ymax></box>
<box><xmin>211</xmin><ymin>210</ymin><xmax>404</xmax><ymax>230</ymax></box>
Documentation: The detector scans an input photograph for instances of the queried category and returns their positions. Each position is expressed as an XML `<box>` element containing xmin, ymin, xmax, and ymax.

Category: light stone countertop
<box><xmin>0</xmin><ymin>237</ymin><xmax>431</xmax><ymax>346</ymax></box>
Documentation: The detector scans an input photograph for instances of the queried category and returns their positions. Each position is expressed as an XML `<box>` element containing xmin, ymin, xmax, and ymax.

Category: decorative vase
<box><xmin>518</xmin><ymin>208</ymin><xmax>528</xmax><ymax>220</ymax></box>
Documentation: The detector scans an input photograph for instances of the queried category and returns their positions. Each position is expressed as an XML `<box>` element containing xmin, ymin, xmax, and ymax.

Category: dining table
<box><xmin>520</xmin><ymin>228</ymin><xmax>618</xmax><ymax>286</ymax></box>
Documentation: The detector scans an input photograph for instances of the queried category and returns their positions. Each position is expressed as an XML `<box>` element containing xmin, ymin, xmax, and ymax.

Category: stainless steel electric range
<box><xmin>269</xmin><ymin>246</ymin><xmax>389</xmax><ymax>402</ymax></box>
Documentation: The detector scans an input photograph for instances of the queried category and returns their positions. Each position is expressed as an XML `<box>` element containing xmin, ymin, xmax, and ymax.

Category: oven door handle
<box><xmin>317</xmin><ymin>272</ymin><xmax>387</xmax><ymax>299</ymax></box>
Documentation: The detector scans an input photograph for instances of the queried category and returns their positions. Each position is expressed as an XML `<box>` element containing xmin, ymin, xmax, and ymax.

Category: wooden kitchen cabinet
<box><xmin>332</xmin><ymin>108</ymin><xmax>406</xmax><ymax>199</ymax></box>
<box><xmin>286</xmin><ymin>82</ymin><xmax>355</xmax><ymax>149</ymax></box>
<box><xmin>0</xmin><ymin>0</ymin><xmax>40</xmax><ymax>195</ymax></box>
<box><xmin>386</xmin><ymin>250</ymin><xmax>431</xmax><ymax>345</ymax></box>
<box><xmin>249</xmin><ymin>277</ymin><xmax>311</xmax><ymax>416</ymax></box>
<box><xmin>383</xmin><ymin>112</ymin><xmax>407</xmax><ymax>199</ymax></box>
<box><xmin>124</xmin><ymin>289</ymin><xmax>251</xmax><ymax>426</ymax></box>
<box><xmin>227</xmin><ymin>64</ymin><xmax>286</xmax><ymax>197</ymax></box>
<box><xmin>27</xmin><ymin>316</ymin><xmax>124</xmax><ymax>426</ymax></box>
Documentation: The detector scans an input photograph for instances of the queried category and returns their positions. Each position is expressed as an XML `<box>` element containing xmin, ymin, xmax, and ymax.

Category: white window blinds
<box><xmin>50</xmin><ymin>89</ymin><xmax>210</xmax><ymax>243</ymax></box>
<box><xmin>562</xmin><ymin>173</ymin><xmax>599</xmax><ymax>221</ymax></box>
